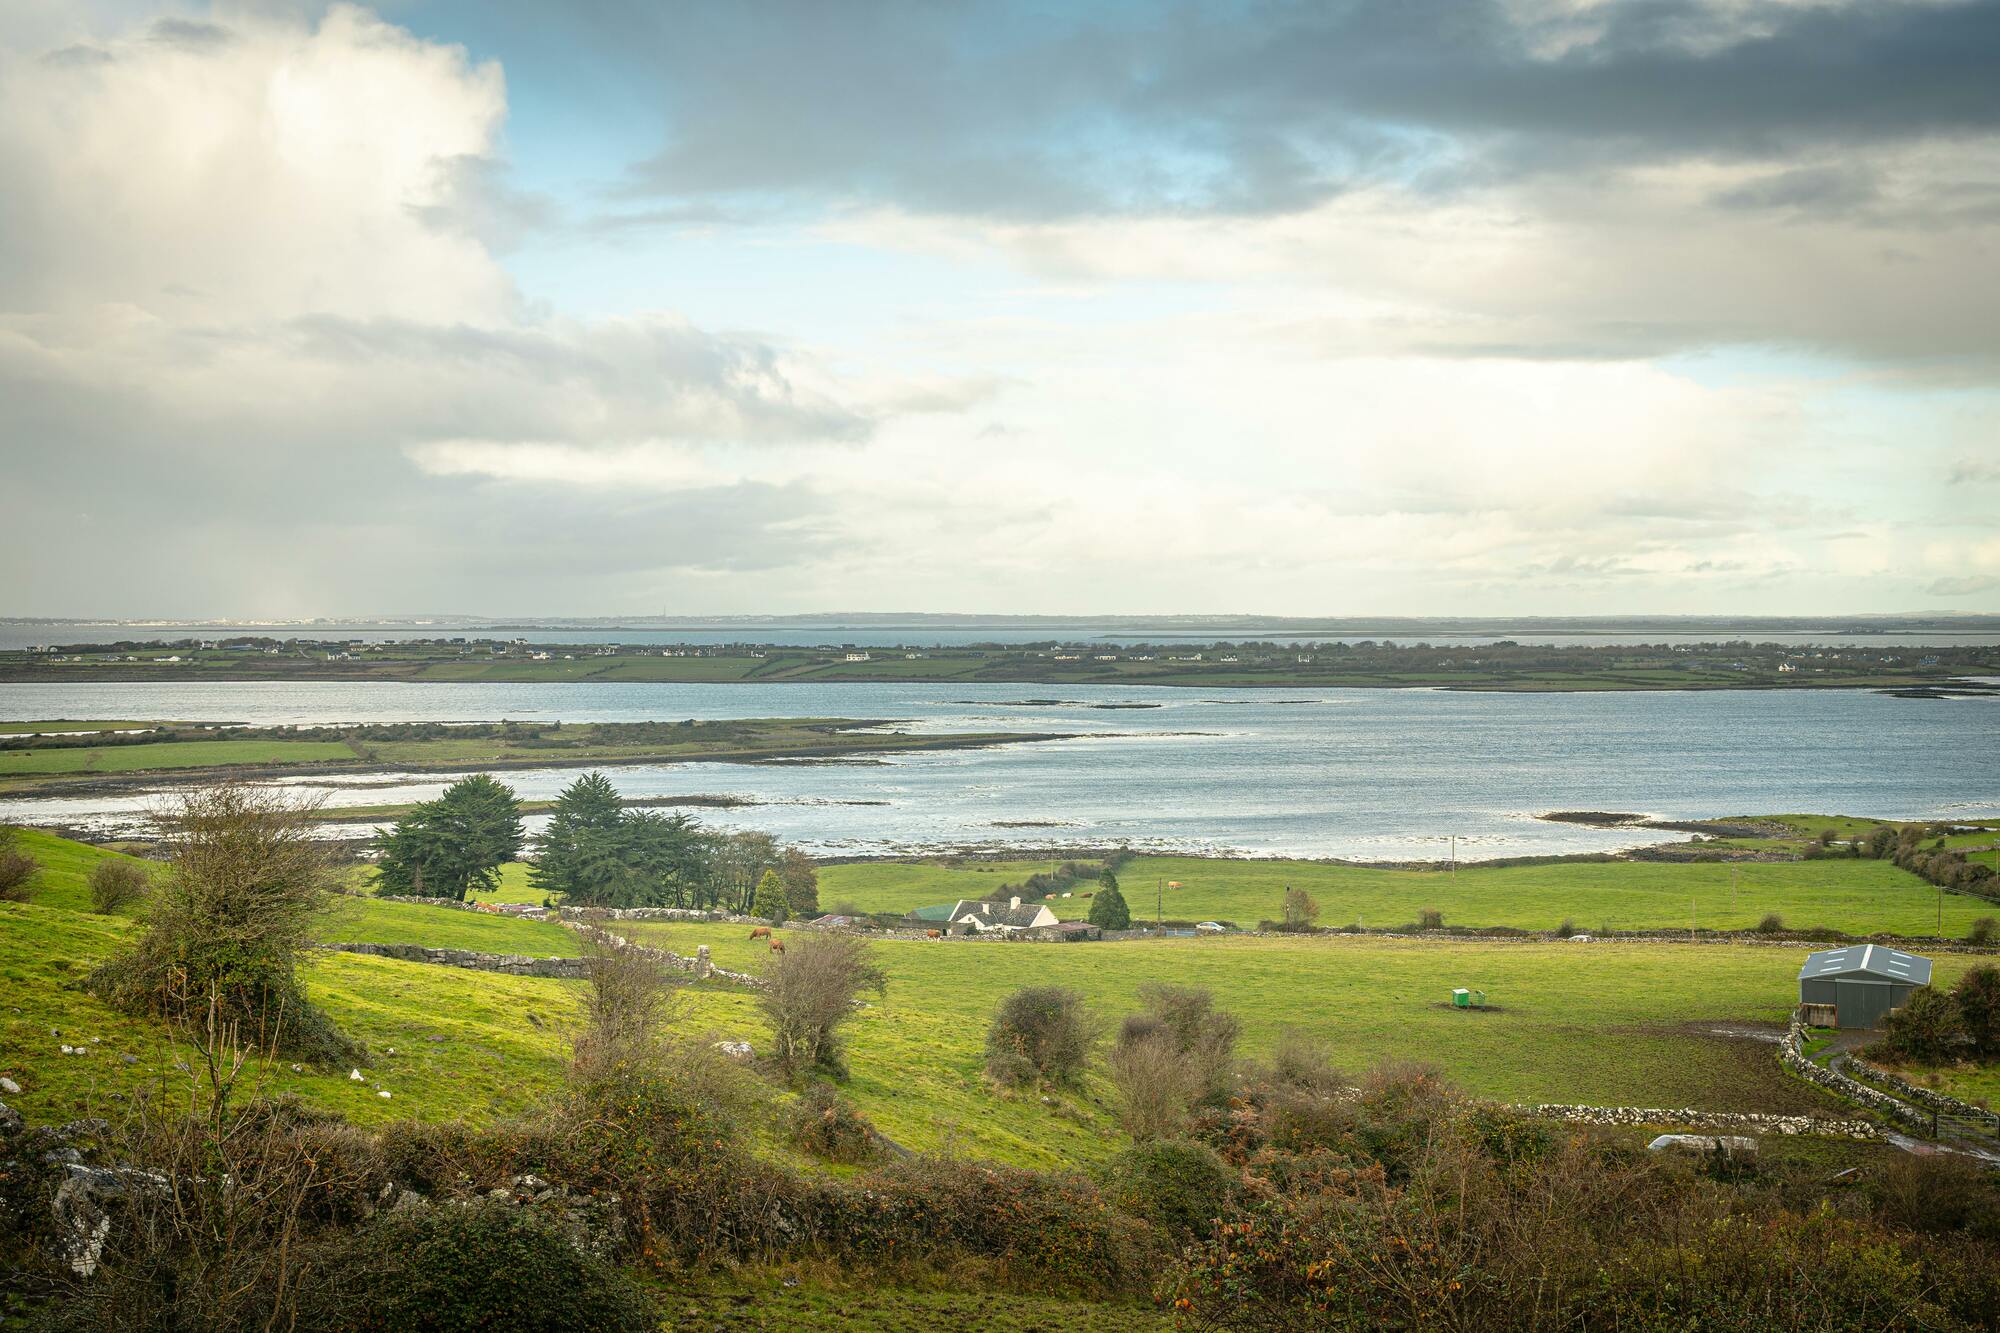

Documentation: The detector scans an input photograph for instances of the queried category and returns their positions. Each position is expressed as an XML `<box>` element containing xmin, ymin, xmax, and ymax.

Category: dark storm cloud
<box><xmin>596</xmin><ymin>0</ymin><xmax>2000</xmax><ymax>219</ymax></box>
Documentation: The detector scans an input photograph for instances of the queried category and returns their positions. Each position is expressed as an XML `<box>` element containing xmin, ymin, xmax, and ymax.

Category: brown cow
<box><xmin>926</xmin><ymin>929</ymin><xmax>942</xmax><ymax>939</ymax></box>
<box><xmin>769</xmin><ymin>938</ymin><xmax>786</xmax><ymax>955</ymax></box>
<box><xmin>748</xmin><ymin>926</ymin><xmax>772</xmax><ymax>941</ymax></box>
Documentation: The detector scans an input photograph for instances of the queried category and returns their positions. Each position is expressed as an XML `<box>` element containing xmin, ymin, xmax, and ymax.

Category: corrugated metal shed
<box><xmin>1798</xmin><ymin>945</ymin><xmax>1933</xmax><ymax>1029</ymax></box>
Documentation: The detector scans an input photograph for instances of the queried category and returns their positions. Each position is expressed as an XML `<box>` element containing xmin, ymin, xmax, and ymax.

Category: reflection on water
<box><xmin>1</xmin><ymin>682</ymin><xmax>1995</xmax><ymax>861</ymax></box>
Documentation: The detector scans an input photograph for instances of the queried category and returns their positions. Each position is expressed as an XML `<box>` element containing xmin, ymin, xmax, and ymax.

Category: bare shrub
<box><xmin>0</xmin><ymin>826</ymin><xmax>38</xmax><ymax>901</ymax></box>
<box><xmin>1555</xmin><ymin>917</ymin><xmax>1578</xmax><ymax>938</ymax></box>
<box><xmin>986</xmin><ymin>986</ymin><xmax>1101</xmax><ymax>1089</ymax></box>
<box><xmin>1756</xmin><ymin>912</ymin><xmax>1785</xmax><ymax>934</ymax></box>
<box><xmin>1135</xmin><ymin>983</ymin><xmax>1239</xmax><ymax>1107</ymax></box>
<box><xmin>1108</xmin><ymin>985</ymin><xmax>1242</xmax><ymax>1139</ymax></box>
<box><xmin>1967</xmin><ymin>916</ymin><xmax>1997</xmax><ymax>947</ymax></box>
<box><xmin>1108</xmin><ymin>1028</ymin><xmax>1194</xmax><ymax>1141</ymax></box>
<box><xmin>88</xmin><ymin>859</ymin><xmax>151</xmax><ymax>914</ymax></box>
<box><xmin>759</xmin><ymin>932</ymin><xmax>884</xmax><ymax>1080</ymax></box>
<box><xmin>1279</xmin><ymin>886</ymin><xmax>1319</xmax><ymax>931</ymax></box>
<box><xmin>1264</xmin><ymin>1029</ymin><xmax>1347</xmax><ymax>1095</ymax></box>
<box><xmin>1418</xmin><ymin>907</ymin><xmax>1443</xmax><ymax>931</ymax></box>
<box><xmin>570</xmin><ymin>930</ymin><xmax>680</xmax><ymax>1080</ymax></box>
<box><xmin>87</xmin><ymin>784</ymin><xmax>356</xmax><ymax>1064</ymax></box>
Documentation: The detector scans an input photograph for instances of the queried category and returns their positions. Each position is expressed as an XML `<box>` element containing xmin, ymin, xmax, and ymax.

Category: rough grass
<box><xmin>818</xmin><ymin>852</ymin><xmax>1989</xmax><ymax>936</ymax></box>
<box><xmin>616</xmin><ymin>921</ymin><xmax>1981</xmax><ymax>1162</ymax></box>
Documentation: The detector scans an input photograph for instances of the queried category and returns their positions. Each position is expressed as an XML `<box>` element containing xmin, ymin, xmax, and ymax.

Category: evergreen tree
<box><xmin>374</xmin><ymin>773</ymin><xmax>523</xmax><ymax>901</ymax></box>
<box><xmin>753</xmin><ymin>868</ymin><xmax>790</xmax><ymax>923</ymax></box>
<box><xmin>530</xmin><ymin>773</ymin><xmax>626</xmax><ymax>903</ymax></box>
<box><xmin>780</xmin><ymin>847</ymin><xmax>820</xmax><ymax>918</ymax></box>
<box><xmin>1088</xmin><ymin>872</ymin><xmax>1132</xmax><ymax>930</ymax></box>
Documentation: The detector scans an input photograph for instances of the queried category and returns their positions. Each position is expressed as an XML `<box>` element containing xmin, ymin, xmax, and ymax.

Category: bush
<box><xmin>1555</xmin><ymin>917</ymin><xmax>1578</xmax><ymax>938</ymax></box>
<box><xmin>1951</xmin><ymin>965</ymin><xmax>2000</xmax><ymax>1058</ymax></box>
<box><xmin>87</xmin><ymin>859</ymin><xmax>151</xmax><ymax>914</ymax></box>
<box><xmin>0</xmin><ymin>827</ymin><xmax>37</xmax><ymax>901</ymax></box>
<box><xmin>1263</xmin><ymin>1029</ymin><xmax>1347</xmax><ymax>1095</ymax></box>
<box><xmin>1881</xmin><ymin>985</ymin><xmax>1964</xmax><ymax>1063</ymax></box>
<box><xmin>570</xmin><ymin>931</ymin><xmax>679</xmax><ymax>1079</ymax></box>
<box><xmin>789</xmin><ymin>1080</ymin><xmax>880</xmax><ymax>1164</ymax></box>
<box><xmin>1280</xmin><ymin>886</ymin><xmax>1320</xmax><ymax>931</ymax></box>
<box><xmin>759</xmin><ymin>932</ymin><xmax>884</xmax><ymax>1080</ymax></box>
<box><xmin>317</xmin><ymin>1198</ymin><xmax>655</xmax><ymax>1332</ymax></box>
<box><xmin>1102</xmin><ymin>1139</ymin><xmax>1236</xmax><ymax>1241</ymax></box>
<box><xmin>752</xmin><ymin>868</ymin><xmax>790</xmax><ymax>923</ymax></box>
<box><xmin>1418</xmin><ymin>907</ymin><xmax>1443</xmax><ymax>931</ymax></box>
<box><xmin>1756</xmin><ymin>912</ymin><xmax>1785</xmax><ymax>934</ymax></box>
<box><xmin>87</xmin><ymin>784</ymin><xmax>358</xmax><ymax>1064</ymax></box>
<box><xmin>986</xmin><ymin>986</ymin><xmax>1100</xmax><ymax>1089</ymax></box>
<box><xmin>1967</xmin><ymin>917</ymin><xmax>1997</xmax><ymax>947</ymax></box>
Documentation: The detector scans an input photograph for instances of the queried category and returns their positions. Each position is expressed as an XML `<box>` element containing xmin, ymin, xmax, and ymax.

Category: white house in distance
<box><xmin>947</xmin><ymin>895</ymin><xmax>1058</xmax><ymax>934</ymax></box>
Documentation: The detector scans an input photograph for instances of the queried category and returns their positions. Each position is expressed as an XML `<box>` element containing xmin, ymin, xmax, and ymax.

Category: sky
<box><xmin>2</xmin><ymin>0</ymin><xmax>1998</xmax><ymax>618</ymax></box>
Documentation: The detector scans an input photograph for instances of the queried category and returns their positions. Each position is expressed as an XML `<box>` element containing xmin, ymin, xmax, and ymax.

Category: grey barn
<box><xmin>1797</xmin><ymin>945</ymin><xmax>1932</xmax><ymax>1029</ymax></box>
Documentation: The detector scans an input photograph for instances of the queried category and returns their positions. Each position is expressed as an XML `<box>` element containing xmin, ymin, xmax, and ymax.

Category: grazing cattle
<box><xmin>748</xmin><ymin>926</ymin><xmax>772</xmax><ymax>941</ymax></box>
<box><xmin>769</xmin><ymin>938</ymin><xmax>786</xmax><ymax>955</ymax></box>
<box><xmin>926</xmin><ymin>929</ymin><xmax>942</xmax><ymax>939</ymax></box>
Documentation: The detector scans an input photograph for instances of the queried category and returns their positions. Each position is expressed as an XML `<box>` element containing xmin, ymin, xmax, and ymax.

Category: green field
<box><xmin>6</xmin><ymin>828</ymin><xmax>1995</xmax><ymax>1172</ymax></box>
<box><xmin>0</xmin><ymin>738</ymin><xmax>357</xmax><ymax>776</ymax></box>
<box><xmin>818</xmin><ymin>851</ymin><xmax>1994</xmax><ymax>937</ymax></box>
<box><xmin>610</xmin><ymin>919</ymin><xmax>1995</xmax><ymax>1163</ymax></box>
<box><xmin>0</xmin><ymin>717</ymin><xmax>1048</xmax><ymax>792</ymax></box>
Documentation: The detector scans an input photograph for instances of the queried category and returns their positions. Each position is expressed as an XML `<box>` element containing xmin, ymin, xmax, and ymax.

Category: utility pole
<box><xmin>1157</xmin><ymin>878</ymin><xmax>1163</xmax><ymax>932</ymax></box>
<box><xmin>1730</xmin><ymin>865</ymin><xmax>1737</xmax><ymax>918</ymax></box>
<box><xmin>1450</xmin><ymin>834</ymin><xmax>1457</xmax><ymax>875</ymax></box>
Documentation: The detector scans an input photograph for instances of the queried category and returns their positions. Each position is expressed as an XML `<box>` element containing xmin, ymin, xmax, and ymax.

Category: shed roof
<box><xmin>1798</xmin><ymin>944</ymin><xmax>1932</xmax><ymax>986</ymax></box>
<box><xmin>905</xmin><ymin>903</ymin><xmax>956</xmax><ymax>922</ymax></box>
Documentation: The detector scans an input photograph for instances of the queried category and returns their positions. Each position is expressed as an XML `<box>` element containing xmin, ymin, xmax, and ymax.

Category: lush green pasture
<box><xmin>321</xmin><ymin>894</ymin><xmax>575</xmax><ymax>957</ymax></box>
<box><xmin>6</xmin><ymin>829</ymin><xmax>1991</xmax><ymax>1172</ymax></box>
<box><xmin>617</xmin><ymin>921</ymin><xmax>1984</xmax><ymax>1162</ymax></box>
<box><xmin>0</xmin><ymin>739</ymin><xmax>354</xmax><ymax>776</ymax></box>
<box><xmin>819</xmin><ymin>852</ymin><xmax>1991</xmax><ymax>937</ymax></box>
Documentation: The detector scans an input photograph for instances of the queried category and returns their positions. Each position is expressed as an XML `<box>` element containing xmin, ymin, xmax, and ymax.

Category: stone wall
<box><xmin>1517</xmin><ymin>1102</ymin><xmax>1879</xmax><ymax>1139</ymax></box>
<box><xmin>568</xmin><ymin>925</ymin><xmax>765</xmax><ymax>988</ymax></box>
<box><xmin>321</xmin><ymin>942</ymin><xmax>586</xmax><ymax>978</ymax></box>
<box><xmin>1845</xmin><ymin>1055</ymin><xmax>2000</xmax><ymax>1133</ymax></box>
<box><xmin>1779</xmin><ymin>1008</ymin><xmax>1932</xmax><ymax>1133</ymax></box>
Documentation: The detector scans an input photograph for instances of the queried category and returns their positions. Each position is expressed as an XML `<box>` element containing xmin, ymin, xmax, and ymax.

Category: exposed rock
<box><xmin>1648</xmin><ymin>1133</ymin><xmax>1759</xmax><ymax>1157</ymax></box>
<box><xmin>0</xmin><ymin>1076</ymin><xmax>21</xmax><ymax>1095</ymax></box>
<box><xmin>713</xmin><ymin>1040</ymin><xmax>753</xmax><ymax>1061</ymax></box>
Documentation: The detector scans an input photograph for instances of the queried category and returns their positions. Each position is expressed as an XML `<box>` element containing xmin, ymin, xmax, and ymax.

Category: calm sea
<box><xmin>1</xmin><ymin>682</ymin><xmax>1995</xmax><ymax>860</ymax></box>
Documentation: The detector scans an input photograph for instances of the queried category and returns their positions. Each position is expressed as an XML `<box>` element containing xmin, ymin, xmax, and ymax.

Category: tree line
<box><xmin>372</xmin><ymin>771</ymin><xmax>818</xmax><ymax>917</ymax></box>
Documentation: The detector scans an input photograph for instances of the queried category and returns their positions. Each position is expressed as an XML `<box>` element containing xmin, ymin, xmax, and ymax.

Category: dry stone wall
<box><xmin>1517</xmin><ymin>1102</ymin><xmax>1879</xmax><ymax>1139</ymax></box>
<box><xmin>322</xmin><ymin>942</ymin><xmax>586</xmax><ymax>978</ymax></box>
<box><xmin>1846</xmin><ymin>1055</ymin><xmax>2000</xmax><ymax>1133</ymax></box>
<box><xmin>1779</xmin><ymin>1008</ymin><xmax>1931</xmax><ymax>1132</ymax></box>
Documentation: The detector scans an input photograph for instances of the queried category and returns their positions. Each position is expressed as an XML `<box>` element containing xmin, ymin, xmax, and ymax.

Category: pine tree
<box><xmin>753</xmin><ymin>868</ymin><xmax>790</xmax><ymax>924</ymax></box>
<box><xmin>1088</xmin><ymin>873</ymin><xmax>1131</xmax><ymax>930</ymax></box>
<box><xmin>373</xmin><ymin>773</ymin><xmax>523</xmax><ymax>901</ymax></box>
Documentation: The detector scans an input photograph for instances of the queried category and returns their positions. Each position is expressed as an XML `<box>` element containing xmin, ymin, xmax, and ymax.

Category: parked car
<box><xmin>1195</xmin><ymin>921</ymin><xmax>1226</xmax><ymax>933</ymax></box>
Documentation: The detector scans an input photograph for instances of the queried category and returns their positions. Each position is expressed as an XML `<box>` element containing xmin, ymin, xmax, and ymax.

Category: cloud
<box><xmin>1928</xmin><ymin>575</ymin><xmax>2000</xmax><ymax>597</ymax></box>
<box><xmin>602</xmin><ymin>0</ymin><xmax>2000</xmax><ymax>220</ymax></box>
<box><xmin>0</xmin><ymin>4</ymin><xmax>941</xmax><ymax>613</ymax></box>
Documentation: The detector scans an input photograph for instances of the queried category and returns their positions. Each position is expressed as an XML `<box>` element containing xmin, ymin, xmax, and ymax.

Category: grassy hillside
<box><xmin>818</xmin><ymin>851</ymin><xmax>1991</xmax><ymax>936</ymax></box>
<box><xmin>6</xmin><ymin>828</ymin><xmax>1990</xmax><ymax>1173</ymax></box>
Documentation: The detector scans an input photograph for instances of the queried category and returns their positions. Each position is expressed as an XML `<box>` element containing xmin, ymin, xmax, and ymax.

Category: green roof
<box><xmin>906</xmin><ymin>903</ymin><xmax>956</xmax><ymax>922</ymax></box>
